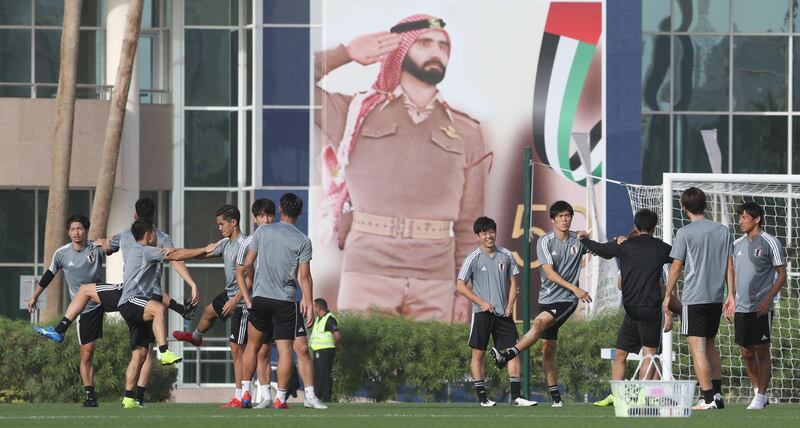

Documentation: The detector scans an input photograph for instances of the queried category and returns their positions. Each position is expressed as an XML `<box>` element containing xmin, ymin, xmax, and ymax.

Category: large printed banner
<box><xmin>310</xmin><ymin>0</ymin><xmax>605</xmax><ymax>323</ymax></box>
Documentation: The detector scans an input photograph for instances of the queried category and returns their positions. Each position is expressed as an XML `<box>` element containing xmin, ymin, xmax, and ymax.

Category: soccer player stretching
<box><xmin>490</xmin><ymin>201</ymin><xmax>591</xmax><ymax>407</ymax></box>
<box><xmin>733</xmin><ymin>202</ymin><xmax>786</xmax><ymax>410</ymax></box>
<box><xmin>664</xmin><ymin>187</ymin><xmax>734</xmax><ymax>410</ymax></box>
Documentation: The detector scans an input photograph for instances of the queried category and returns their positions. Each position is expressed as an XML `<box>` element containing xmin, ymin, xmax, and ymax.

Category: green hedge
<box><xmin>331</xmin><ymin>311</ymin><xmax>623</xmax><ymax>402</ymax></box>
<box><xmin>0</xmin><ymin>317</ymin><xmax>176</xmax><ymax>403</ymax></box>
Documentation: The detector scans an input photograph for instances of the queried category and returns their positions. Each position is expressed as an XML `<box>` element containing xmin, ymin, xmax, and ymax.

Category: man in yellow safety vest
<box><xmin>309</xmin><ymin>298</ymin><xmax>341</xmax><ymax>402</ymax></box>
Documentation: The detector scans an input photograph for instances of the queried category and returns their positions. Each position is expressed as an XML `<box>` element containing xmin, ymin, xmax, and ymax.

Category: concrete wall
<box><xmin>0</xmin><ymin>98</ymin><xmax>172</xmax><ymax>190</ymax></box>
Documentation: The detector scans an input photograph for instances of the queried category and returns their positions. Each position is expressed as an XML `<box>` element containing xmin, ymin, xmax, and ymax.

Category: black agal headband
<box><xmin>390</xmin><ymin>17</ymin><xmax>446</xmax><ymax>34</ymax></box>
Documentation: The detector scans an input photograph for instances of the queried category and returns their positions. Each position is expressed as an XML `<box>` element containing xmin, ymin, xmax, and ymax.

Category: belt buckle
<box><xmin>394</xmin><ymin>218</ymin><xmax>405</xmax><ymax>239</ymax></box>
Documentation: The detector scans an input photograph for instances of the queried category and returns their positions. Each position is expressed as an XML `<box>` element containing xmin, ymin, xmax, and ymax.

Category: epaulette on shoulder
<box><xmin>444</xmin><ymin>102</ymin><xmax>481</xmax><ymax>128</ymax></box>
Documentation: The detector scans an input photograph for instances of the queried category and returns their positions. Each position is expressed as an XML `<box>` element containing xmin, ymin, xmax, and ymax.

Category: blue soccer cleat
<box><xmin>34</xmin><ymin>326</ymin><xmax>64</xmax><ymax>344</ymax></box>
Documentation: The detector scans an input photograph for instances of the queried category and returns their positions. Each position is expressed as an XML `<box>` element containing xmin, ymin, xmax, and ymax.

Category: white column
<box><xmin>104</xmin><ymin>0</ymin><xmax>140</xmax><ymax>283</ymax></box>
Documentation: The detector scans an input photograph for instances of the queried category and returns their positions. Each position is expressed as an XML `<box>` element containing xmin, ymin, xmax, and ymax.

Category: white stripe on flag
<box><xmin>544</xmin><ymin>36</ymin><xmax>579</xmax><ymax>177</ymax></box>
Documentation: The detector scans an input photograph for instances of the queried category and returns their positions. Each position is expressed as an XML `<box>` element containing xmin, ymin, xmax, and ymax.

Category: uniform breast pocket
<box><xmin>430</xmin><ymin>131</ymin><xmax>465</xmax><ymax>156</ymax></box>
<box><xmin>360</xmin><ymin>124</ymin><xmax>398</xmax><ymax>140</ymax></box>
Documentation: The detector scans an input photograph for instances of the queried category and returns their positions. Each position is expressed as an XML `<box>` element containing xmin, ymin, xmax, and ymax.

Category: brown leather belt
<box><xmin>351</xmin><ymin>212</ymin><xmax>453</xmax><ymax>240</ymax></box>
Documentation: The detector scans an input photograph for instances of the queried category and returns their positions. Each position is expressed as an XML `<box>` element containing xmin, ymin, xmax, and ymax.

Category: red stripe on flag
<box><xmin>544</xmin><ymin>2</ymin><xmax>602</xmax><ymax>45</ymax></box>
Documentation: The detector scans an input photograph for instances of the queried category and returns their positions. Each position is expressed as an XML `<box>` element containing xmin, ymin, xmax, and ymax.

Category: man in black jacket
<box><xmin>578</xmin><ymin>209</ymin><xmax>674</xmax><ymax>406</ymax></box>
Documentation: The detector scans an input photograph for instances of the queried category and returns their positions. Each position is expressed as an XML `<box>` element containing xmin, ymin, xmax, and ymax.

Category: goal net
<box><xmin>624</xmin><ymin>173</ymin><xmax>800</xmax><ymax>403</ymax></box>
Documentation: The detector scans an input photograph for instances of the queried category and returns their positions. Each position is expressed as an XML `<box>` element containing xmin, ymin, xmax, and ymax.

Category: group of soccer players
<box><xmin>30</xmin><ymin>194</ymin><xmax>327</xmax><ymax>410</ymax></box>
<box><xmin>459</xmin><ymin>188</ymin><xmax>784</xmax><ymax>411</ymax></box>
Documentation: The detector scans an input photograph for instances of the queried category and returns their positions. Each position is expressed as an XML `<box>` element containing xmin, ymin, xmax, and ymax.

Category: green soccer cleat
<box><xmin>122</xmin><ymin>397</ymin><xmax>142</xmax><ymax>409</ymax></box>
<box><xmin>159</xmin><ymin>349</ymin><xmax>183</xmax><ymax>366</ymax></box>
<box><xmin>593</xmin><ymin>393</ymin><xmax>614</xmax><ymax>406</ymax></box>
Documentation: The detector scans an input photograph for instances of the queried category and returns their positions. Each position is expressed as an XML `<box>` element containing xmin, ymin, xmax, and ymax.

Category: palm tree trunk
<box><xmin>89</xmin><ymin>0</ymin><xmax>144</xmax><ymax>240</ymax></box>
<box><xmin>42</xmin><ymin>0</ymin><xmax>83</xmax><ymax>322</ymax></box>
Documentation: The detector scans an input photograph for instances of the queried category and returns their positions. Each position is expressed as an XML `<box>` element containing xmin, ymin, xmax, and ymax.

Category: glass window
<box><xmin>77</xmin><ymin>30</ymin><xmax>102</xmax><ymax>85</ymax></box>
<box><xmin>643</xmin><ymin>0</ymin><xmax>671</xmax><ymax>32</ymax></box>
<box><xmin>0</xmin><ymin>29</ymin><xmax>32</xmax><ymax>82</ymax></box>
<box><xmin>263</xmin><ymin>0</ymin><xmax>309</xmax><ymax>24</ymax></box>
<box><xmin>794</xmin><ymin>117</ymin><xmax>800</xmax><ymax>174</ymax></box>
<box><xmin>263</xmin><ymin>28</ymin><xmax>310</xmax><ymax>106</ymax></box>
<box><xmin>80</xmin><ymin>0</ymin><xmax>101</xmax><ymax>27</ymax></box>
<box><xmin>642</xmin><ymin>115</ymin><xmax>671</xmax><ymax>185</ymax></box>
<box><xmin>185</xmin><ymin>111</ymin><xmax>238</xmax><ymax>187</ymax></box>
<box><xmin>139</xmin><ymin>35</ymin><xmax>154</xmax><ymax>102</ymax></box>
<box><xmin>642</xmin><ymin>35</ymin><xmax>671</xmax><ymax>111</ymax></box>
<box><xmin>0</xmin><ymin>0</ymin><xmax>32</xmax><ymax>25</ymax></box>
<box><xmin>0</xmin><ymin>267</ymin><xmax>34</xmax><ymax>320</ymax></box>
<box><xmin>185</xmin><ymin>0</ymin><xmax>237</xmax><ymax>26</ymax></box>
<box><xmin>0</xmin><ymin>86</ymin><xmax>31</xmax><ymax>97</ymax></box>
<box><xmin>673</xmin><ymin>115</ymin><xmax>729</xmax><ymax>173</ymax></box>
<box><xmin>246</xmin><ymin>110</ymin><xmax>252</xmax><ymax>187</ymax></box>
<box><xmin>184</xmin><ymin>191</ymin><xmax>237</xmax><ymax>263</ymax></box>
<box><xmin>733</xmin><ymin>0</ymin><xmax>789</xmax><ymax>33</ymax></box>
<box><xmin>34</xmin><ymin>29</ymin><xmax>104</xmax><ymax>85</ymax></box>
<box><xmin>673</xmin><ymin>35</ymin><xmax>729</xmax><ymax>111</ymax></box>
<box><xmin>673</xmin><ymin>0</ymin><xmax>729</xmax><ymax>32</ymax></box>
<box><xmin>792</xmin><ymin>37</ymin><xmax>800</xmax><ymax>110</ymax></box>
<box><xmin>185</xmin><ymin>29</ymin><xmax>238</xmax><ymax>106</ymax></box>
<box><xmin>246</xmin><ymin>28</ymin><xmax>252</xmax><ymax>106</ymax></box>
<box><xmin>34</xmin><ymin>29</ymin><xmax>60</xmax><ymax>83</ymax></box>
<box><xmin>733</xmin><ymin>36</ymin><xmax>787</xmax><ymax>112</ymax></box>
<box><xmin>142</xmin><ymin>0</ymin><xmax>161</xmax><ymax>28</ymax></box>
<box><xmin>732</xmin><ymin>116</ymin><xmax>787</xmax><ymax>173</ymax></box>
<box><xmin>35</xmin><ymin>0</ymin><xmax>63</xmax><ymax>26</ymax></box>
<box><xmin>0</xmin><ymin>190</ymin><xmax>35</xmax><ymax>263</ymax></box>
<box><xmin>262</xmin><ymin>109</ymin><xmax>309</xmax><ymax>187</ymax></box>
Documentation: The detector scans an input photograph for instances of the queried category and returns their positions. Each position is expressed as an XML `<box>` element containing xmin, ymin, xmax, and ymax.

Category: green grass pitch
<box><xmin>1</xmin><ymin>403</ymin><xmax>798</xmax><ymax>428</ymax></box>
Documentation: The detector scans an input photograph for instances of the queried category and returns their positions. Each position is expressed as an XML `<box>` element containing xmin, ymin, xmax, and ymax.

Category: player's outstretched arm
<box><xmin>541</xmin><ymin>264</ymin><xmax>592</xmax><ymax>303</ymax></box>
<box><xmin>578</xmin><ymin>234</ymin><xmax>621</xmax><ymax>260</ymax></box>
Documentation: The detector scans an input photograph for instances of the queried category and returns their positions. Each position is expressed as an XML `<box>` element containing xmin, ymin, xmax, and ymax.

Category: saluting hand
<box><xmin>347</xmin><ymin>32</ymin><xmax>401</xmax><ymax>65</ymax></box>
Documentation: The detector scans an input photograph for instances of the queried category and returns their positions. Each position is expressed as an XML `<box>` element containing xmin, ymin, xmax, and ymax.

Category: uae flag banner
<box><xmin>533</xmin><ymin>1</ymin><xmax>602</xmax><ymax>186</ymax></box>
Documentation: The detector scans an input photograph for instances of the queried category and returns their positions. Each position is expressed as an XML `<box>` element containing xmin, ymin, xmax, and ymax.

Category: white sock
<box><xmin>304</xmin><ymin>386</ymin><xmax>316</xmax><ymax>399</ymax></box>
<box><xmin>259</xmin><ymin>384</ymin><xmax>272</xmax><ymax>400</ymax></box>
<box><xmin>242</xmin><ymin>380</ymin><xmax>251</xmax><ymax>395</ymax></box>
<box><xmin>192</xmin><ymin>328</ymin><xmax>203</xmax><ymax>341</ymax></box>
<box><xmin>276</xmin><ymin>388</ymin><xmax>287</xmax><ymax>402</ymax></box>
<box><xmin>235</xmin><ymin>388</ymin><xmax>242</xmax><ymax>400</ymax></box>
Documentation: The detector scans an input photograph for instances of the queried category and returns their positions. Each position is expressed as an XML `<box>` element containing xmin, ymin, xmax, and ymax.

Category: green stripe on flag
<box><xmin>556</xmin><ymin>41</ymin><xmax>596</xmax><ymax>183</ymax></box>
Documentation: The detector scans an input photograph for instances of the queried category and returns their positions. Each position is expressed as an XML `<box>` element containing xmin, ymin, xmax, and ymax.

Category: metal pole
<box><xmin>522</xmin><ymin>147</ymin><xmax>533</xmax><ymax>397</ymax></box>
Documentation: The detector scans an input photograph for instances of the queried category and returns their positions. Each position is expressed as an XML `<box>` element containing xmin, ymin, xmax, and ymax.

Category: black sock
<box><xmin>85</xmin><ymin>385</ymin><xmax>95</xmax><ymax>398</ymax></box>
<box><xmin>474</xmin><ymin>379</ymin><xmax>488</xmax><ymax>403</ymax></box>
<box><xmin>168</xmin><ymin>299</ymin><xmax>185</xmax><ymax>314</ymax></box>
<box><xmin>124</xmin><ymin>390</ymin><xmax>134</xmax><ymax>399</ymax></box>
<box><xmin>702</xmin><ymin>389</ymin><xmax>714</xmax><ymax>404</ymax></box>
<box><xmin>158</xmin><ymin>344</ymin><xmax>169</xmax><ymax>354</ymax></box>
<box><xmin>54</xmin><ymin>317</ymin><xmax>72</xmax><ymax>334</ymax></box>
<box><xmin>510</xmin><ymin>377</ymin><xmax>521</xmax><ymax>399</ymax></box>
<box><xmin>508</xmin><ymin>346</ymin><xmax>520</xmax><ymax>358</ymax></box>
<box><xmin>712</xmin><ymin>379</ymin><xmax>722</xmax><ymax>396</ymax></box>
<box><xmin>135</xmin><ymin>386</ymin><xmax>146</xmax><ymax>404</ymax></box>
<box><xmin>548</xmin><ymin>385</ymin><xmax>562</xmax><ymax>403</ymax></box>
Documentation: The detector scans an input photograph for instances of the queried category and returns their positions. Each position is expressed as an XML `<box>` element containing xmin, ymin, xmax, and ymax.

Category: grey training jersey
<box><xmin>110</xmin><ymin>228</ymin><xmax>173</xmax><ymax>295</ymax></box>
<box><xmin>536</xmin><ymin>231</ymin><xmax>587</xmax><ymax>304</ymax></box>
<box><xmin>458</xmin><ymin>246</ymin><xmax>519</xmax><ymax>315</ymax></box>
<box><xmin>733</xmin><ymin>232</ymin><xmax>785</xmax><ymax>313</ymax></box>
<box><xmin>209</xmin><ymin>234</ymin><xmax>246</xmax><ymax>300</ymax></box>
<box><xmin>670</xmin><ymin>219</ymin><xmax>733</xmax><ymax>305</ymax></box>
<box><xmin>49</xmin><ymin>242</ymin><xmax>105</xmax><ymax>314</ymax></box>
<box><xmin>250</xmin><ymin>222</ymin><xmax>312</xmax><ymax>302</ymax></box>
<box><xmin>118</xmin><ymin>243</ymin><xmax>166</xmax><ymax>305</ymax></box>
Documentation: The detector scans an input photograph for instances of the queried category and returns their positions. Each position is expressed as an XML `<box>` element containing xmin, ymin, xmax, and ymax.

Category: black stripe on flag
<box><xmin>533</xmin><ymin>32</ymin><xmax>559</xmax><ymax>166</ymax></box>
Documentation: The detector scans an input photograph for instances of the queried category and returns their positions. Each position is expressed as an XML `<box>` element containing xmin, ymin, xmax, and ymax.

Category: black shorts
<box><xmin>680</xmin><ymin>303</ymin><xmax>722</xmax><ymax>337</ymax></box>
<box><xmin>616</xmin><ymin>312</ymin><xmax>662</xmax><ymax>354</ymax></box>
<box><xmin>735</xmin><ymin>311</ymin><xmax>772</xmax><ymax>346</ymax></box>
<box><xmin>468</xmin><ymin>312</ymin><xmax>518</xmax><ymax>350</ymax></box>
<box><xmin>229</xmin><ymin>307</ymin><xmax>248</xmax><ymax>345</ymax></box>
<box><xmin>248</xmin><ymin>297</ymin><xmax>298</xmax><ymax>341</ymax></box>
<box><xmin>538</xmin><ymin>301</ymin><xmax>578</xmax><ymax>340</ymax></box>
<box><xmin>212</xmin><ymin>291</ymin><xmax>233</xmax><ymax>321</ymax></box>
<box><xmin>119</xmin><ymin>299</ymin><xmax>155</xmax><ymax>350</ymax></box>
<box><xmin>76</xmin><ymin>306</ymin><xmax>104</xmax><ymax>346</ymax></box>
<box><xmin>295</xmin><ymin>303</ymin><xmax>308</xmax><ymax>338</ymax></box>
<box><xmin>96</xmin><ymin>283</ymin><xmax>123</xmax><ymax>312</ymax></box>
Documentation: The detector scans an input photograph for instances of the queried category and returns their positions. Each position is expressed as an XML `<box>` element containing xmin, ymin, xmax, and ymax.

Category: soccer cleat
<box><xmin>241</xmin><ymin>391</ymin><xmax>252</xmax><ymax>408</ymax></box>
<box><xmin>304</xmin><ymin>396</ymin><xmax>328</xmax><ymax>409</ymax></box>
<box><xmin>593</xmin><ymin>393</ymin><xmax>614</xmax><ymax>407</ymax></box>
<box><xmin>254</xmin><ymin>398</ymin><xmax>273</xmax><ymax>409</ymax></box>
<box><xmin>159</xmin><ymin>349</ymin><xmax>183</xmax><ymax>366</ymax></box>
<box><xmin>746</xmin><ymin>395</ymin><xmax>767</xmax><ymax>410</ymax></box>
<box><xmin>511</xmin><ymin>397</ymin><xmax>538</xmax><ymax>406</ymax></box>
<box><xmin>34</xmin><ymin>326</ymin><xmax>64</xmax><ymax>344</ymax></box>
<box><xmin>82</xmin><ymin>397</ymin><xmax>98</xmax><ymax>408</ymax></box>
<box><xmin>182</xmin><ymin>298</ymin><xmax>198</xmax><ymax>321</ymax></box>
<box><xmin>121</xmin><ymin>397</ymin><xmax>142</xmax><ymax>409</ymax></box>
<box><xmin>479</xmin><ymin>399</ymin><xmax>496</xmax><ymax>407</ymax></box>
<box><xmin>489</xmin><ymin>347</ymin><xmax>510</xmax><ymax>369</ymax></box>
<box><xmin>692</xmin><ymin>399</ymin><xmax>718</xmax><ymax>410</ymax></box>
<box><xmin>172</xmin><ymin>330</ymin><xmax>202</xmax><ymax>346</ymax></box>
<box><xmin>714</xmin><ymin>393</ymin><xmax>725</xmax><ymax>409</ymax></box>
<box><xmin>223</xmin><ymin>397</ymin><xmax>243</xmax><ymax>408</ymax></box>
<box><xmin>551</xmin><ymin>400</ymin><xmax>564</xmax><ymax>408</ymax></box>
<box><xmin>274</xmin><ymin>398</ymin><xmax>289</xmax><ymax>409</ymax></box>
